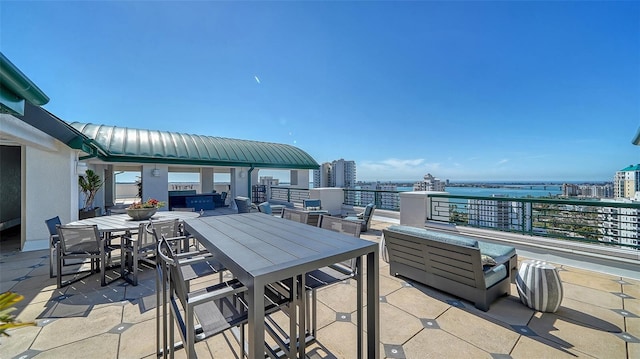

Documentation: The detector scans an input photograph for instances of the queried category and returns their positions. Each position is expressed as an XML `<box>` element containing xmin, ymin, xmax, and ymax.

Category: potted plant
<box><xmin>79</xmin><ymin>169</ymin><xmax>103</xmax><ymax>219</ymax></box>
<box><xmin>126</xmin><ymin>198</ymin><xmax>166</xmax><ymax>221</ymax></box>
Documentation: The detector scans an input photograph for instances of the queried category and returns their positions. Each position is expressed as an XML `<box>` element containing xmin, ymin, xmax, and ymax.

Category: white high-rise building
<box><xmin>413</xmin><ymin>173</ymin><xmax>445</xmax><ymax>191</ymax></box>
<box><xmin>313</xmin><ymin>159</ymin><xmax>356</xmax><ymax>188</ymax></box>
<box><xmin>468</xmin><ymin>196</ymin><xmax>532</xmax><ymax>232</ymax></box>
<box><xmin>358</xmin><ymin>182</ymin><xmax>399</xmax><ymax>210</ymax></box>
<box><xmin>599</xmin><ymin>198</ymin><xmax>639</xmax><ymax>250</ymax></box>
<box><xmin>313</xmin><ymin>163</ymin><xmax>331</xmax><ymax>188</ymax></box>
<box><xmin>614</xmin><ymin>164</ymin><xmax>640</xmax><ymax>199</ymax></box>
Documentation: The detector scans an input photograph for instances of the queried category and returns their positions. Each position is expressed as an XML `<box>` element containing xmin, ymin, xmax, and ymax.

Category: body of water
<box><xmin>397</xmin><ymin>185</ymin><xmax>562</xmax><ymax>198</ymax></box>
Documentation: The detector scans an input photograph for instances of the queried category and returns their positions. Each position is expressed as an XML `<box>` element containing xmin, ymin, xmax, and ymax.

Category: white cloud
<box><xmin>254</xmin><ymin>75</ymin><xmax>261</xmax><ymax>84</ymax></box>
<box><xmin>358</xmin><ymin>158</ymin><xmax>436</xmax><ymax>181</ymax></box>
<box><xmin>496</xmin><ymin>159</ymin><xmax>509</xmax><ymax>165</ymax></box>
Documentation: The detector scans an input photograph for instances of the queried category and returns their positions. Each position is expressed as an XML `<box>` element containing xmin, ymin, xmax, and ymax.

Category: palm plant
<box><xmin>79</xmin><ymin>169</ymin><xmax>103</xmax><ymax>211</ymax></box>
<box><xmin>0</xmin><ymin>291</ymin><xmax>35</xmax><ymax>337</ymax></box>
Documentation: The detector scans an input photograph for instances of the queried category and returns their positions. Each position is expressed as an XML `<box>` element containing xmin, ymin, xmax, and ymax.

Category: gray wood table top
<box><xmin>184</xmin><ymin>212</ymin><xmax>376</xmax><ymax>283</ymax></box>
<box><xmin>66</xmin><ymin>211</ymin><xmax>200</xmax><ymax>233</ymax></box>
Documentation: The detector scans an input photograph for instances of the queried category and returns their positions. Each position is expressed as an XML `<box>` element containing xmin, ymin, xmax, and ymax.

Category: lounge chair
<box><xmin>344</xmin><ymin>203</ymin><xmax>376</xmax><ymax>232</ymax></box>
<box><xmin>234</xmin><ymin>196</ymin><xmax>252</xmax><ymax>213</ymax></box>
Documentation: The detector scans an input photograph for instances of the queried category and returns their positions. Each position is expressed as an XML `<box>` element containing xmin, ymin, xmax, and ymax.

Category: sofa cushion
<box><xmin>387</xmin><ymin>226</ymin><xmax>479</xmax><ymax>248</ymax></box>
<box><xmin>484</xmin><ymin>264</ymin><xmax>507</xmax><ymax>288</ymax></box>
<box><xmin>477</xmin><ymin>241</ymin><xmax>517</xmax><ymax>260</ymax></box>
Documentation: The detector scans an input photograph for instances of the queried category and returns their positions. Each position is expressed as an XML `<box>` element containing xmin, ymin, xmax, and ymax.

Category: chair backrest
<box><xmin>234</xmin><ymin>196</ymin><xmax>251</xmax><ymax>213</ymax></box>
<box><xmin>317</xmin><ymin>215</ymin><xmax>361</xmax><ymax>238</ymax></box>
<box><xmin>257</xmin><ymin>202</ymin><xmax>272</xmax><ymax>215</ymax></box>
<box><xmin>361</xmin><ymin>203</ymin><xmax>376</xmax><ymax>230</ymax></box>
<box><xmin>156</xmin><ymin>236</ymin><xmax>189</xmax><ymax>304</ymax></box>
<box><xmin>303</xmin><ymin>199</ymin><xmax>322</xmax><ymax>210</ymax></box>
<box><xmin>220</xmin><ymin>191</ymin><xmax>227</xmax><ymax>201</ymax></box>
<box><xmin>149</xmin><ymin>219</ymin><xmax>180</xmax><ymax>242</ymax></box>
<box><xmin>281</xmin><ymin>208</ymin><xmax>309</xmax><ymax>224</ymax></box>
<box><xmin>45</xmin><ymin>216</ymin><xmax>61</xmax><ymax>238</ymax></box>
<box><xmin>56</xmin><ymin>224</ymin><xmax>101</xmax><ymax>254</ymax></box>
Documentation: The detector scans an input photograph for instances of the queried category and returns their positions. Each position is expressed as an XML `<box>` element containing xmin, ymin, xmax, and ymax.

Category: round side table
<box><xmin>516</xmin><ymin>260</ymin><xmax>563</xmax><ymax>312</ymax></box>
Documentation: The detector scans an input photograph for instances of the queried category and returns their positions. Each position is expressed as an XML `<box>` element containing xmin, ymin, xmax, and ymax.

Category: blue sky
<box><xmin>3</xmin><ymin>1</ymin><xmax>638</xmax><ymax>182</ymax></box>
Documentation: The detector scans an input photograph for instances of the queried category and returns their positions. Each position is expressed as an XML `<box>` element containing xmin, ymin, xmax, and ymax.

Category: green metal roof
<box><xmin>0</xmin><ymin>52</ymin><xmax>49</xmax><ymax>115</ymax></box>
<box><xmin>69</xmin><ymin>122</ymin><xmax>319</xmax><ymax>169</ymax></box>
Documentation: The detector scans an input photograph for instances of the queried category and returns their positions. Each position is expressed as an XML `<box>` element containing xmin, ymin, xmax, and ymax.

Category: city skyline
<box><xmin>2</xmin><ymin>2</ymin><xmax>638</xmax><ymax>182</ymax></box>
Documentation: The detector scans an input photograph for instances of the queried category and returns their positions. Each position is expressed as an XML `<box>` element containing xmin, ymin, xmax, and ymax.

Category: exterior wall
<box><xmin>23</xmin><ymin>142</ymin><xmax>77</xmax><ymax>251</ymax></box>
<box><xmin>1</xmin><ymin>114</ymin><xmax>78</xmax><ymax>251</ymax></box>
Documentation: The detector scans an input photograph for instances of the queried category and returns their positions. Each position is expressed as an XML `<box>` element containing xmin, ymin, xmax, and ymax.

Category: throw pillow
<box><xmin>481</xmin><ymin>254</ymin><xmax>497</xmax><ymax>267</ymax></box>
<box><xmin>307</xmin><ymin>206</ymin><xmax>321</xmax><ymax>210</ymax></box>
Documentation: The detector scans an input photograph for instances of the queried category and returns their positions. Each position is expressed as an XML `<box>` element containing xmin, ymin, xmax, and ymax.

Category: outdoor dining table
<box><xmin>66</xmin><ymin>211</ymin><xmax>201</xmax><ymax>285</ymax></box>
<box><xmin>183</xmin><ymin>212</ymin><xmax>379</xmax><ymax>359</ymax></box>
<box><xmin>66</xmin><ymin>211</ymin><xmax>200</xmax><ymax>235</ymax></box>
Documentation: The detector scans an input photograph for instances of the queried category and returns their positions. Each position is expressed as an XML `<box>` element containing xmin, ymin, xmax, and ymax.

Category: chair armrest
<box><xmin>188</xmin><ymin>279</ymin><xmax>247</xmax><ymax>305</ymax></box>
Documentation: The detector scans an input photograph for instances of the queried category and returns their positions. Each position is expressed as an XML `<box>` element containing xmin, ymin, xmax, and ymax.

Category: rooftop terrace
<box><xmin>1</xmin><ymin>215</ymin><xmax>639</xmax><ymax>358</ymax></box>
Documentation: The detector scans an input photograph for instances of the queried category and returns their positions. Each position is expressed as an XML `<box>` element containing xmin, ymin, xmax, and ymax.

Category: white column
<box><xmin>141</xmin><ymin>164</ymin><xmax>169</xmax><ymax>211</ymax></box>
<box><xmin>309</xmin><ymin>188</ymin><xmax>343</xmax><ymax>216</ymax></box>
<box><xmin>201</xmin><ymin>167</ymin><xmax>214</xmax><ymax>193</ymax></box>
<box><xmin>399</xmin><ymin>191</ymin><xmax>449</xmax><ymax>227</ymax></box>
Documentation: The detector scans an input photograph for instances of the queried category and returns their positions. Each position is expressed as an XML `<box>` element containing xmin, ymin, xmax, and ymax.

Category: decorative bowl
<box><xmin>126</xmin><ymin>208</ymin><xmax>157</xmax><ymax>221</ymax></box>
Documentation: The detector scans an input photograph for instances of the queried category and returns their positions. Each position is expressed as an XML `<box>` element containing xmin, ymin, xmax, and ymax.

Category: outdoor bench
<box><xmin>382</xmin><ymin>225</ymin><xmax>517</xmax><ymax>311</ymax></box>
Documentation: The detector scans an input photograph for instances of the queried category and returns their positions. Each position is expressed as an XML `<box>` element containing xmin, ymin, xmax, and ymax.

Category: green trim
<box><xmin>0</xmin><ymin>52</ymin><xmax>49</xmax><ymax>106</ymax></box>
<box><xmin>0</xmin><ymin>85</ymin><xmax>24</xmax><ymax>115</ymax></box>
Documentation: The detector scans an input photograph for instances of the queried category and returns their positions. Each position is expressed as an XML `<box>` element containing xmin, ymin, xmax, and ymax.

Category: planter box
<box><xmin>79</xmin><ymin>207</ymin><xmax>101</xmax><ymax>219</ymax></box>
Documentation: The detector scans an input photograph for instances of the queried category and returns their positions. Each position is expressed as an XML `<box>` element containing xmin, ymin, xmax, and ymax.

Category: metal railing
<box><xmin>427</xmin><ymin>193</ymin><xmax>640</xmax><ymax>251</ymax></box>
<box><xmin>269</xmin><ymin>186</ymin><xmax>639</xmax><ymax>251</ymax></box>
<box><xmin>342</xmin><ymin>189</ymin><xmax>401</xmax><ymax>211</ymax></box>
<box><xmin>270</xmin><ymin>187</ymin><xmax>311</xmax><ymax>205</ymax></box>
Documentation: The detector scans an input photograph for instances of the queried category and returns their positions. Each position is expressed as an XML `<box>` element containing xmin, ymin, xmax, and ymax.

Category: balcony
<box><xmin>1</xmin><ymin>211</ymin><xmax>638</xmax><ymax>358</ymax></box>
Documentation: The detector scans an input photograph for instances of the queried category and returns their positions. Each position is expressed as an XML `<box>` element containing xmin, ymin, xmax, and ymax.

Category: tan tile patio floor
<box><xmin>1</xmin><ymin>219</ymin><xmax>639</xmax><ymax>358</ymax></box>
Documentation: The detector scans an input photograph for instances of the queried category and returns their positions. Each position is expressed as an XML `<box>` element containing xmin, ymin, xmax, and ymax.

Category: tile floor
<box><xmin>1</xmin><ymin>220</ymin><xmax>638</xmax><ymax>358</ymax></box>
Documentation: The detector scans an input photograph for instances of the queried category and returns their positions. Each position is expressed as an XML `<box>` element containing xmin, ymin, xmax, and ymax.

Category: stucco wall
<box><xmin>22</xmin><ymin>143</ymin><xmax>77</xmax><ymax>251</ymax></box>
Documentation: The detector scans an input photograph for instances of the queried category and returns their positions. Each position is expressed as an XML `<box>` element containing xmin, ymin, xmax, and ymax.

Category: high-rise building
<box><xmin>599</xmin><ymin>198</ymin><xmax>639</xmax><ymax>250</ymax></box>
<box><xmin>468</xmin><ymin>196</ymin><xmax>532</xmax><ymax>232</ymax></box>
<box><xmin>313</xmin><ymin>163</ymin><xmax>332</xmax><ymax>188</ymax></box>
<box><xmin>413</xmin><ymin>173</ymin><xmax>445</xmax><ymax>191</ymax></box>
<box><xmin>563</xmin><ymin>183</ymin><xmax>614</xmax><ymax>198</ymax></box>
<box><xmin>614</xmin><ymin>164</ymin><xmax>640</xmax><ymax>199</ymax></box>
<box><xmin>358</xmin><ymin>182</ymin><xmax>399</xmax><ymax>210</ymax></box>
<box><xmin>313</xmin><ymin>159</ymin><xmax>356</xmax><ymax>188</ymax></box>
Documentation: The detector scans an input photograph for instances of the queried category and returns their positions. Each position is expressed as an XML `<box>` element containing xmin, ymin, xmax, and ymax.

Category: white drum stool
<box><xmin>516</xmin><ymin>260</ymin><xmax>563</xmax><ymax>312</ymax></box>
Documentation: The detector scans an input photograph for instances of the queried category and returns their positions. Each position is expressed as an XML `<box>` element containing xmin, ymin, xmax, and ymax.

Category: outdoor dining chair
<box><xmin>121</xmin><ymin>219</ymin><xmax>180</xmax><ymax>286</ymax></box>
<box><xmin>148</xmin><ymin>219</ymin><xmax>226</xmax><ymax>288</ymax></box>
<box><xmin>306</xmin><ymin>215</ymin><xmax>362</xmax><ymax>336</ymax></box>
<box><xmin>234</xmin><ymin>196</ymin><xmax>252</xmax><ymax>213</ymax></box>
<box><xmin>281</xmin><ymin>207</ymin><xmax>310</xmax><ymax>224</ymax></box>
<box><xmin>155</xmin><ymin>236</ymin><xmax>291</xmax><ymax>358</ymax></box>
<box><xmin>55</xmin><ymin>224</ymin><xmax>124</xmax><ymax>288</ymax></box>
<box><xmin>45</xmin><ymin>216</ymin><xmax>61</xmax><ymax>278</ymax></box>
<box><xmin>343</xmin><ymin>203</ymin><xmax>376</xmax><ymax>232</ymax></box>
